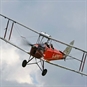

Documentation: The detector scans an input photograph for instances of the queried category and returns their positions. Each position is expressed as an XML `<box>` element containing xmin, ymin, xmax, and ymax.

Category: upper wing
<box><xmin>50</xmin><ymin>37</ymin><xmax>87</xmax><ymax>53</ymax></box>
<box><xmin>0</xmin><ymin>14</ymin><xmax>87</xmax><ymax>53</ymax></box>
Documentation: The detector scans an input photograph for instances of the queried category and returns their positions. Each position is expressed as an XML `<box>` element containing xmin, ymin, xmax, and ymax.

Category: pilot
<box><xmin>50</xmin><ymin>44</ymin><xmax>54</xmax><ymax>49</ymax></box>
<box><xmin>45</xmin><ymin>42</ymin><xmax>54</xmax><ymax>49</ymax></box>
<box><xmin>37</xmin><ymin>44</ymin><xmax>45</xmax><ymax>56</ymax></box>
<box><xmin>45</xmin><ymin>42</ymin><xmax>50</xmax><ymax>48</ymax></box>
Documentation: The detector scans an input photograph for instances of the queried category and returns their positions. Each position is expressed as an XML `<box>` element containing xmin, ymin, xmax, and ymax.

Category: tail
<box><xmin>63</xmin><ymin>40</ymin><xmax>74</xmax><ymax>59</ymax></box>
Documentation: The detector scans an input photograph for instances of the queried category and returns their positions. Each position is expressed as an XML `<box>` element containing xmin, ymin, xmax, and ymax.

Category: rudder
<box><xmin>63</xmin><ymin>40</ymin><xmax>74</xmax><ymax>58</ymax></box>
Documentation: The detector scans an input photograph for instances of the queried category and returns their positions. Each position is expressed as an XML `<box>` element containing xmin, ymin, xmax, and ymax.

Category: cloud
<box><xmin>0</xmin><ymin>46</ymin><xmax>19</xmax><ymax>66</ymax></box>
<box><xmin>0</xmin><ymin>41</ymin><xmax>39</xmax><ymax>85</ymax></box>
<box><xmin>5</xmin><ymin>67</ymin><xmax>33</xmax><ymax>84</ymax></box>
<box><xmin>0</xmin><ymin>79</ymin><xmax>36</xmax><ymax>87</ymax></box>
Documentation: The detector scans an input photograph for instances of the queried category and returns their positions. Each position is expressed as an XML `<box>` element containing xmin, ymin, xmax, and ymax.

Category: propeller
<box><xmin>21</xmin><ymin>37</ymin><xmax>45</xmax><ymax>56</ymax></box>
<box><xmin>21</xmin><ymin>38</ymin><xmax>34</xmax><ymax>47</ymax></box>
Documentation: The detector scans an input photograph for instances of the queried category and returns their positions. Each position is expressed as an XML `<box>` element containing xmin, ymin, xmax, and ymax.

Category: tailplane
<box><xmin>63</xmin><ymin>40</ymin><xmax>74</xmax><ymax>58</ymax></box>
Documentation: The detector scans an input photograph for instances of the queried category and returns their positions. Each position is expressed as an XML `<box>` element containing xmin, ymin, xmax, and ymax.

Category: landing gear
<box><xmin>42</xmin><ymin>69</ymin><xmax>47</xmax><ymax>76</ymax></box>
<box><xmin>22</xmin><ymin>60</ymin><xmax>27</xmax><ymax>67</ymax></box>
<box><xmin>22</xmin><ymin>57</ymin><xmax>34</xmax><ymax>68</ymax></box>
<box><xmin>40</xmin><ymin>60</ymin><xmax>47</xmax><ymax>76</ymax></box>
<box><xmin>22</xmin><ymin>56</ymin><xmax>47</xmax><ymax>76</ymax></box>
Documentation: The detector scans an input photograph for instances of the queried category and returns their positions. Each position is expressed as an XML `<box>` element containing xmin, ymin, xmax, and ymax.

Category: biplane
<box><xmin>0</xmin><ymin>14</ymin><xmax>87</xmax><ymax>76</ymax></box>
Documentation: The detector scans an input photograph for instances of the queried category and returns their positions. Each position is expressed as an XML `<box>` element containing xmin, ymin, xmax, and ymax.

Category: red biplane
<box><xmin>0</xmin><ymin>14</ymin><xmax>87</xmax><ymax>76</ymax></box>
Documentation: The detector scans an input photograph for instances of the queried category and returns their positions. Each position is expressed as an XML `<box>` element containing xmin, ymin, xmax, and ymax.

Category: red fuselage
<box><xmin>30</xmin><ymin>44</ymin><xmax>65</xmax><ymax>61</ymax></box>
<box><xmin>43</xmin><ymin>46</ymin><xmax>65</xmax><ymax>61</ymax></box>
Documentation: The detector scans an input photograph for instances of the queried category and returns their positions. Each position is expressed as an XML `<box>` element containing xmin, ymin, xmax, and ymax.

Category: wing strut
<box><xmin>9</xmin><ymin>22</ymin><xmax>14</xmax><ymax>40</ymax></box>
<box><xmin>3</xmin><ymin>18</ymin><xmax>15</xmax><ymax>40</ymax></box>
<box><xmin>79</xmin><ymin>52</ymin><xmax>87</xmax><ymax>72</ymax></box>
<box><xmin>4</xmin><ymin>19</ymin><xmax>9</xmax><ymax>38</ymax></box>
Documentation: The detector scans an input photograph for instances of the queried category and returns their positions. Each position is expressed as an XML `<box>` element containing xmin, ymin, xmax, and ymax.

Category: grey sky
<box><xmin>0</xmin><ymin>0</ymin><xmax>87</xmax><ymax>87</ymax></box>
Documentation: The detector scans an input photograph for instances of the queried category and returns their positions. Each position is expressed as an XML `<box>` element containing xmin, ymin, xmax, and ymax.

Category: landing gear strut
<box><xmin>22</xmin><ymin>57</ymin><xmax>34</xmax><ymax>67</ymax></box>
<box><xmin>41</xmin><ymin>59</ymin><xmax>47</xmax><ymax>76</ymax></box>
<box><xmin>22</xmin><ymin>56</ymin><xmax>47</xmax><ymax>76</ymax></box>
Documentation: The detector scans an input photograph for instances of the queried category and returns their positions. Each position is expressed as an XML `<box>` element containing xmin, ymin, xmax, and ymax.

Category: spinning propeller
<box><xmin>22</xmin><ymin>38</ymin><xmax>34</xmax><ymax>47</ymax></box>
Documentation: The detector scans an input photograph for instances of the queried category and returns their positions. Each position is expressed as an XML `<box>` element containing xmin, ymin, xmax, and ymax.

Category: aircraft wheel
<box><xmin>42</xmin><ymin>69</ymin><xmax>47</xmax><ymax>76</ymax></box>
<box><xmin>22</xmin><ymin>60</ymin><xmax>27</xmax><ymax>67</ymax></box>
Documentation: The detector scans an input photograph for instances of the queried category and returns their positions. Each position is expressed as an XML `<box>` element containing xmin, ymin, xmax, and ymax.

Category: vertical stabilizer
<box><xmin>63</xmin><ymin>40</ymin><xmax>74</xmax><ymax>58</ymax></box>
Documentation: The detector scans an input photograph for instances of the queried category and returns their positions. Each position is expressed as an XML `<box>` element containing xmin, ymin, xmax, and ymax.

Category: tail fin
<box><xmin>63</xmin><ymin>40</ymin><xmax>74</xmax><ymax>58</ymax></box>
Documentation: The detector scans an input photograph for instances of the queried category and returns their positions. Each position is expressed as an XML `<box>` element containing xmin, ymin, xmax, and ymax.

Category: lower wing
<box><xmin>0</xmin><ymin>37</ymin><xmax>29</xmax><ymax>54</ymax></box>
<box><xmin>43</xmin><ymin>59</ymin><xmax>87</xmax><ymax>76</ymax></box>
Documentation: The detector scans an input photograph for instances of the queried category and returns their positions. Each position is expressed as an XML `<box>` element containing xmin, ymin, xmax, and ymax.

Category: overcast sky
<box><xmin>0</xmin><ymin>0</ymin><xmax>87</xmax><ymax>87</ymax></box>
